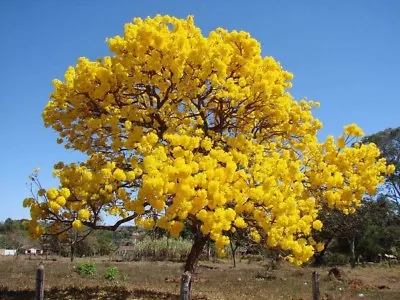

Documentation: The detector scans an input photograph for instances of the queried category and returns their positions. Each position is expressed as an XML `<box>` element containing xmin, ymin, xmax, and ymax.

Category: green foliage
<box><xmin>0</xmin><ymin>219</ymin><xmax>29</xmax><ymax>249</ymax></box>
<box><xmin>104</xmin><ymin>267</ymin><xmax>118</xmax><ymax>281</ymax></box>
<box><xmin>356</xmin><ymin>198</ymin><xmax>399</xmax><ymax>259</ymax></box>
<box><xmin>117</xmin><ymin>237</ymin><xmax>192</xmax><ymax>261</ymax></box>
<box><xmin>357</xmin><ymin>225</ymin><xmax>386</xmax><ymax>260</ymax></box>
<box><xmin>0</xmin><ymin>234</ymin><xmax>5</xmax><ymax>248</ymax></box>
<box><xmin>75</xmin><ymin>235</ymin><xmax>97</xmax><ymax>257</ymax></box>
<box><xmin>363</xmin><ymin>127</ymin><xmax>400</xmax><ymax>212</ymax></box>
<box><xmin>1</xmin><ymin>219</ymin><xmax>27</xmax><ymax>233</ymax></box>
<box><xmin>93</xmin><ymin>230</ymin><xmax>116</xmax><ymax>255</ymax></box>
<box><xmin>76</xmin><ymin>262</ymin><xmax>96</xmax><ymax>276</ymax></box>
<box><xmin>112</xmin><ymin>226</ymin><xmax>135</xmax><ymax>245</ymax></box>
<box><xmin>323</xmin><ymin>252</ymin><xmax>349</xmax><ymax>266</ymax></box>
<box><xmin>314</xmin><ymin>195</ymin><xmax>400</xmax><ymax>265</ymax></box>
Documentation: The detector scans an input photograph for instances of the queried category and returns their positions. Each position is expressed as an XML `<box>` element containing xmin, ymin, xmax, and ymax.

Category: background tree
<box><xmin>227</xmin><ymin>229</ymin><xmax>251</xmax><ymax>268</ymax></box>
<box><xmin>39</xmin><ymin>233</ymin><xmax>62</xmax><ymax>257</ymax></box>
<box><xmin>23</xmin><ymin>15</ymin><xmax>392</xmax><ymax>299</ymax></box>
<box><xmin>3</xmin><ymin>231</ymin><xmax>29</xmax><ymax>252</ymax></box>
<box><xmin>93</xmin><ymin>230</ymin><xmax>117</xmax><ymax>256</ymax></box>
<box><xmin>357</xmin><ymin>197</ymin><xmax>400</xmax><ymax>261</ymax></box>
<box><xmin>313</xmin><ymin>196</ymin><xmax>400</xmax><ymax>266</ymax></box>
<box><xmin>58</xmin><ymin>225</ymin><xmax>92</xmax><ymax>262</ymax></box>
<box><xmin>112</xmin><ymin>226</ymin><xmax>135</xmax><ymax>246</ymax></box>
<box><xmin>363</xmin><ymin>127</ymin><xmax>400</xmax><ymax>212</ymax></box>
<box><xmin>314</xmin><ymin>202</ymin><xmax>368</xmax><ymax>267</ymax></box>
<box><xmin>2</xmin><ymin>218</ymin><xmax>26</xmax><ymax>233</ymax></box>
<box><xmin>0</xmin><ymin>219</ymin><xmax>29</xmax><ymax>253</ymax></box>
<box><xmin>74</xmin><ymin>234</ymin><xmax>98</xmax><ymax>257</ymax></box>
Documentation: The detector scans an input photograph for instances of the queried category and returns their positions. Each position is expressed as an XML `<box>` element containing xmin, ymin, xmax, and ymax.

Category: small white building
<box><xmin>24</xmin><ymin>248</ymin><xmax>43</xmax><ymax>255</ymax></box>
<box><xmin>0</xmin><ymin>249</ymin><xmax>17</xmax><ymax>256</ymax></box>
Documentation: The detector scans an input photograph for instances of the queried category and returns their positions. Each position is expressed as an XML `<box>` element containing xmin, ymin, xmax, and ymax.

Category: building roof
<box><xmin>19</xmin><ymin>245</ymin><xmax>43</xmax><ymax>250</ymax></box>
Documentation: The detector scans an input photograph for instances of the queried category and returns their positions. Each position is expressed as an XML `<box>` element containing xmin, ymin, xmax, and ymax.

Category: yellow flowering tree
<box><xmin>24</xmin><ymin>15</ymin><xmax>393</xmax><ymax>298</ymax></box>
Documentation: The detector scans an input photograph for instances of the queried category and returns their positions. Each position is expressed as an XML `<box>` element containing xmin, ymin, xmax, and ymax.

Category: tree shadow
<box><xmin>0</xmin><ymin>286</ymin><xmax>194</xmax><ymax>300</ymax></box>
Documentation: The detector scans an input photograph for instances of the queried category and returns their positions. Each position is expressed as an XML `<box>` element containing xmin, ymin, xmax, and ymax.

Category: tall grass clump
<box><xmin>119</xmin><ymin>237</ymin><xmax>192</xmax><ymax>261</ymax></box>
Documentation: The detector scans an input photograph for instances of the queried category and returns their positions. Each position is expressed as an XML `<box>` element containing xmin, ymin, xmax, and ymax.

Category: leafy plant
<box><xmin>76</xmin><ymin>262</ymin><xmax>96</xmax><ymax>276</ymax></box>
<box><xmin>104</xmin><ymin>266</ymin><xmax>118</xmax><ymax>281</ymax></box>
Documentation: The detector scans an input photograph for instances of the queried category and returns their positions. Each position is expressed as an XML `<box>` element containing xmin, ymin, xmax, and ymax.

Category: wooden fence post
<box><xmin>180</xmin><ymin>271</ymin><xmax>191</xmax><ymax>300</ymax></box>
<box><xmin>35</xmin><ymin>263</ymin><xmax>45</xmax><ymax>300</ymax></box>
<box><xmin>312</xmin><ymin>271</ymin><xmax>320</xmax><ymax>300</ymax></box>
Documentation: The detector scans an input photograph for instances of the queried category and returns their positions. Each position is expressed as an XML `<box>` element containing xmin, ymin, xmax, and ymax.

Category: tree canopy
<box><xmin>363</xmin><ymin>127</ymin><xmax>400</xmax><ymax>211</ymax></box>
<box><xmin>23</xmin><ymin>15</ymin><xmax>393</xmax><ymax>266</ymax></box>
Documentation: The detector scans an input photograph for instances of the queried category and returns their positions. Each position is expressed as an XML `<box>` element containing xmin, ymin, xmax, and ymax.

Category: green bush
<box><xmin>104</xmin><ymin>266</ymin><xmax>118</xmax><ymax>281</ymax></box>
<box><xmin>76</xmin><ymin>262</ymin><xmax>96</xmax><ymax>276</ymax></box>
<box><xmin>324</xmin><ymin>252</ymin><xmax>349</xmax><ymax>266</ymax></box>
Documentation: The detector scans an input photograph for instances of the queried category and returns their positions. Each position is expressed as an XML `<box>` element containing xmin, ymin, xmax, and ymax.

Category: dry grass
<box><xmin>0</xmin><ymin>256</ymin><xmax>399</xmax><ymax>299</ymax></box>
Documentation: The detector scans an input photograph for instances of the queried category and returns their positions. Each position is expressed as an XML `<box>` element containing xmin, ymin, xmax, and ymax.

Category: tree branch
<box><xmin>82</xmin><ymin>212</ymin><xmax>140</xmax><ymax>231</ymax></box>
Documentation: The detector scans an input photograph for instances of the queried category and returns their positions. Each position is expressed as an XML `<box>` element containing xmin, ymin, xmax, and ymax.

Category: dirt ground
<box><xmin>0</xmin><ymin>256</ymin><xmax>399</xmax><ymax>299</ymax></box>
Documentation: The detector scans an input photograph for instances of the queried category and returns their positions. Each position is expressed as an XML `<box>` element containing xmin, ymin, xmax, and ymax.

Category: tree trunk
<box><xmin>229</xmin><ymin>239</ymin><xmax>237</xmax><ymax>268</ymax></box>
<box><xmin>180</xmin><ymin>232</ymin><xmax>208</xmax><ymax>300</ymax></box>
<box><xmin>313</xmin><ymin>251</ymin><xmax>325</xmax><ymax>266</ymax></box>
<box><xmin>314</xmin><ymin>238</ymin><xmax>334</xmax><ymax>266</ymax></box>
<box><xmin>206</xmin><ymin>240</ymin><xmax>211</xmax><ymax>261</ymax></box>
<box><xmin>313</xmin><ymin>242</ymin><xmax>329</xmax><ymax>266</ymax></box>
<box><xmin>349</xmin><ymin>237</ymin><xmax>356</xmax><ymax>268</ymax></box>
<box><xmin>70</xmin><ymin>243</ymin><xmax>75</xmax><ymax>262</ymax></box>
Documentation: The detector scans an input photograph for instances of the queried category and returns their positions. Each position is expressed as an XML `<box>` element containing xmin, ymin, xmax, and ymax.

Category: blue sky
<box><xmin>0</xmin><ymin>0</ymin><xmax>399</xmax><ymax>222</ymax></box>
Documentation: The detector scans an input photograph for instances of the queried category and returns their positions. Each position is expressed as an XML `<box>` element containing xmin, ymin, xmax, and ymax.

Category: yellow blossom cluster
<box><xmin>24</xmin><ymin>154</ymin><xmax>139</xmax><ymax>238</ymax></box>
<box><xmin>24</xmin><ymin>15</ymin><xmax>394</xmax><ymax>264</ymax></box>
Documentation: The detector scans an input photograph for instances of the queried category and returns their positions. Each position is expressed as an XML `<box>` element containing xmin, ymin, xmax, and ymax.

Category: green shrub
<box><xmin>324</xmin><ymin>252</ymin><xmax>349</xmax><ymax>266</ymax></box>
<box><xmin>76</xmin><ymin>262</ymin><xmax>96</xmax><ymax>276</ymax></box>
<box><xmin>104</xmin><ymin>266</ymin><xmax>118</xmax><ymax>281</ymax></box>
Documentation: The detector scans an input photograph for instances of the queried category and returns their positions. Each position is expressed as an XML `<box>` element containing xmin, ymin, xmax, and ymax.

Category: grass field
<box><xmin>0</xmin><ymin>256</ymin><xmax>399</xmax><ymax>299</ymax></box>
